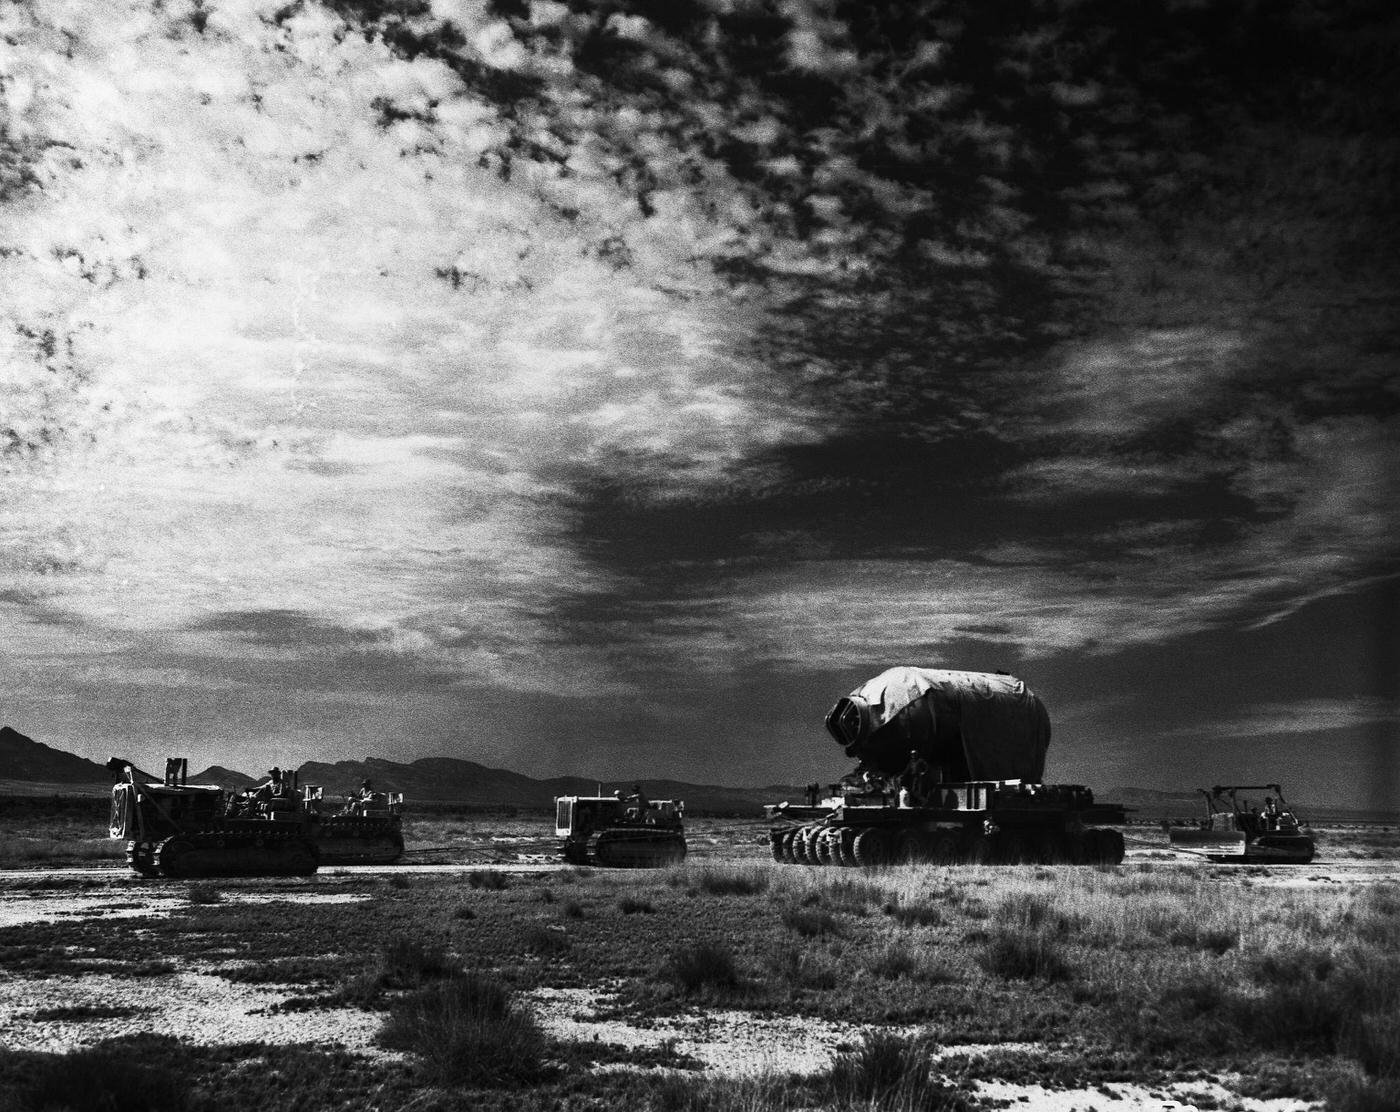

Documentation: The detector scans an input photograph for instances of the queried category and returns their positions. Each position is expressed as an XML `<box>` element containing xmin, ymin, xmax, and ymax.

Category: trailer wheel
<box><xmin>998</xmin><ymin>831</ymin><xmax>1029</xmax><ymax>865</ymax></box>
<box><xmin>894</xmin><ymin>830</ymin><xmax>929</xmax><ymax>865</ymax></box>
<box><xmin>816</xmin><ymin>829</ymin><xmax>838</xmax><ymax>866</ymax></box>
<box><xmin>780</xmin><ymin>828</ymin><xmax>801</xmax><ymax>863</ymax></box>
<box><xmin>834</xmin><ymin>827</ymin><xmax>858</xmax><ymax>867</ymax></box>
<box><xmin>770</xmin><ymin>829</ymin><xmax>788</xmax><ymax>862</ymax></box>
<box><xmin>1030</xmin><ymin>836</ymin><xmax>1059</xmax><ymax>865</ymax></box>
<box><xmin>962</xmin><ymin>833</ymin><xmax>995</xmax><ymax>865</ymax></box>
<box><xmin>852</xmin><ymin>827</ymin><xmax>889</xmax><ymax>868</ymax></box>
<box><xmin>1085</xmin><ymin>828</ymin><xmax>1125</xmax><ymax>865</ymax></box>
<box><xmin>929</xmin><ymin>832</ymin><xmax>960</xmax><ymax>865</ymax></box>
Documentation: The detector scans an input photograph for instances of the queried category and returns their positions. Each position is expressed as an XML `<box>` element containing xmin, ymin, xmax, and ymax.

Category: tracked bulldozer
<box><xmin>300</xmin><ymin>781</ymin><xmax>406</xmax><ymax>865</ymax></box>
<box><xmin>109</xmin><ymin>758</ymin><xmax>319</xmax><ymax>878</ymax></box>
<box><xmin>1169</xmin><ymin>784</ymin><xmax>1315</xmax><ymax>864</ymax></box>
<box><xmin>767</xmin><ymin>667</ymin><xmax>1128</xmax><ymax>867</ymax></box>
<box><xmin>556</xmin><ymin>787</ymin><xmax>686</xmax><ymax>867</ymax></box>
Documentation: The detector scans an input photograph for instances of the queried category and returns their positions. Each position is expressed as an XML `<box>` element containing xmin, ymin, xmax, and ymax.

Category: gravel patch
<box><xmin>0</xmin><ymin>889</ymin><xmax>371</xmax><ymax>928</ymax></box>
<box><xmin>0</xmin><ymin>971</ymin><xmax>386</xmax><ymax>1055</ymax></box>
<box><xmin>529</xmin><ymin>986</ymin><xmax>876</xmax><ymax>1076</ymax></box>
<box><xmin>974</xmin><ymin>1078</ymin><xmax>1320</xmax><ymax>1112</ymax></box>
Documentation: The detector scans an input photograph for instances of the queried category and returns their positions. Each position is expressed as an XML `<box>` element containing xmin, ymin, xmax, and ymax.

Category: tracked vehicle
<box><xmin>556</xmin><ymin>788</ymin><xmax>686</xmax><ymax>867</ymax></box>
<box><xmin>1169</xmin><ymin>784</ymin><xmax>1314</xmax><ymax>864</ymax></box>
<box><xmin>767</xmin><ymin>667</ymin><xmax>1128</xmax><ymax>867</ymax></box>
<box><xmin>109</xmin><ymin>758</ymin><xmax>319</xmax><ymax>878</ymax></box>
<box><xmin>301</xmin><ymin>783</ymin><xmax>407</xmax><ymax>865</ymax></box>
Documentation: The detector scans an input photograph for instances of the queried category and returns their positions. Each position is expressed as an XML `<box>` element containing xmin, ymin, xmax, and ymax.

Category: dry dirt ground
<box><xmin>0</xmin><ymin>818</ymin><xmax>1396</xmax><ymax>1111</ymax></box>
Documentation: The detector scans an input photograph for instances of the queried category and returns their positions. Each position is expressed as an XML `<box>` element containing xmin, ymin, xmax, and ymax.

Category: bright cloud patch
<box><xmin>0</xmin><ymin>0</ymin><xmax>808</xmax><ymax>695</ymax></box>
<box><xmin>1185</xmin><ymin>698</ymin><xmax>1400</xmax><ymax>739</ymax></box>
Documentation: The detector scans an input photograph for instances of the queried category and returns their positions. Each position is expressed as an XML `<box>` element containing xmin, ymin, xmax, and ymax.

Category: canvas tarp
<box><xmin>845</xmin><ymin>666</ymin><xmax>1051</xmax><ymax>782</ymax></box>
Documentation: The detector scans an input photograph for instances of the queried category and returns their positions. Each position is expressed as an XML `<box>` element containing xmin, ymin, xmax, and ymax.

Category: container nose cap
<box><xmin>825</xmin><ymin>695</ymin><xmax>873</xmax><ymax>749</ymax></box>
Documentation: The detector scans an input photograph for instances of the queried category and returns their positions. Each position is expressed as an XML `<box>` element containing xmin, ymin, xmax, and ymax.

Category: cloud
<box><xmin>1030</xmin><ymin>328</ymin><xmax>1248</xmax><ymax>440</ymax></box>
<box><xmin>0</xmin><ymin>0</ymin><xmax>820</xmax><ymax>698</ymax></box>
<box><xmin>1171</xmin><ymin>697</ymin><xmax>1400</xmax><ymax>740</ymax></box>
<box><xmin>3</xmin><ymin>0</ymin><xmax>1396</xmax><ymax>798</ymax></box>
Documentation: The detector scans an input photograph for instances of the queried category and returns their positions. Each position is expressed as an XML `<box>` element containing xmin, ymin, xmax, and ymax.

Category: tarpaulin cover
<box><xmin>845</xmin><ymin>666</ymin><xmax>1050</xmax><ymax>781</ymax></box>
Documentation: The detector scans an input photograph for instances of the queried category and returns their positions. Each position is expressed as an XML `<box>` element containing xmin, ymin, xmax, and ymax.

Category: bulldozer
<box><xmin>108</xmin><ymin>758</ymin><xmax>319</xmax><ymax>878</ymax></box>
<box><xmin>300</xmin><ymin>780</ymin><xmax>406</xmax><ymax>865</ymax></box>
<box><xmin>767</xmin><ymin>667</ymin><xmax>1128</xmax><ymax>866</ymax></box>
<box><xmin>1168</xmin><ymin>784</ymin><xmax>1315</xmax><ymax>864</ymax></box>
<box><xmin>555</xmin><ymin>787</ymin><xmax>686</xmax><ymax>867</ymax></box>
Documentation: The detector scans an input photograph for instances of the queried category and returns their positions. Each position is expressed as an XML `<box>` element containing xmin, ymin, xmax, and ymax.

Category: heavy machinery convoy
<box><xmin>767</xmin><ymin>667</ymin><xmax>1129</xmax><ymax>866</ymax></box>
<box><xmin>109</xmin><ymin>758</ymin><xmax>320</xmax><ymax>877</ymax></box>
<box><xmin>555</xmin><ymin>787</ymin><xmax>686</xmax><ymax>866</ymax></box>
<box><xmin>1169</xmin><ymin>784</ymin><xmax>1315</xmax><ymax>864</ymax></box>
<box><xmin>108</xmin><ymin>758</ymin><xmax>406</xmax><ymax>877</ymax></box>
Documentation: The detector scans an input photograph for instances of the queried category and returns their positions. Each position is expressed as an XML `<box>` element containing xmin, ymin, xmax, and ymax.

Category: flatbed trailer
<box><xmin>768</xmin><ymin>779</ymin><xmax>1126</xmax><ymax>866</ymax></box>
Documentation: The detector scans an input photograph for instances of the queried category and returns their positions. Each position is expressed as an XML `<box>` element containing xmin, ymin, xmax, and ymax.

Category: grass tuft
<box><xmin>1168</xmin><ymin>925</ymin><xmax>1237</xmax><ymax>954</ymax></box>
<box><xmin>977</xmin><ymin>929</ymin><xmax>1074</xmax><ymax>982</ymax></box>
<box><xmin>781</xmin><ymin>907</ymin><xmax>841</xmax><ymax>938</ymax></box>
<box><xmin>185</xmin><ymin>883</ymin><xmax>222</xmax><ymax>905</ymax></box>
<box><xmin>467</xmin><ymin>869</ymin><xmax>508</xmax><ymax>890</ymax></box>
<box><xmin>885</xmin><ymin>900</ymin><xmax>943</xmax><ymax>928</ymax></box>
<box><xmin>696</xmin><ymin>864</ymin><xmax>769</xmax><ymax>896</ymax></box>
<box><xmin>619</xmin><ymin>896</ymin><xmax>654</xmax><ymax>914</ymax></box>
<box><xmin>524</xmin><ymin>924</ymin><xmax>570</xmax><ymax>955</ymax></box>
<box><xmin>667</xmin><ymin>941</ymin><xmax>739</xmax><ymax>993</ymax></box>
<box><xmin>379</xmin><ymin>933</ymin><xmax>455</xmax><ymax>987</ymax></box>
<box><xmin>14</xmin><ymin>1046</ymin><xmax>189</xmax><ymax>1112</ymax></box>
<box><xmin>827</xmin><ymin>1031</ymin><xmax>966</xmax><ymax>1110</ymax></box>
<box><xmin>866</xmin><ymin>941</ymin><xmax>951</xmax><ymax>984</ymax></box>
<box><xmin>378</xmin><ymin>971</ymin><xmax>547</xmax><ymax>1086</ymax></box>
<box><xmin>28</xmin><ymin>1004</ymin><xmax>149</xmax><ymax>1021</ymax></box>
<box><xmin>1343</xmin><ymin>1011</ymin><xmax>1400</xmax><ymax>1080</ymax></box>
<box><xmin>766</xmin><ymin>944</ymin><xmax>840</xmax><ymax>990</ymax></box>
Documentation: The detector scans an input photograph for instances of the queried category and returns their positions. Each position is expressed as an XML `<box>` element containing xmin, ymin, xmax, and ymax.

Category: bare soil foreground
<box><xmin>0</xmin><ymin>816</ymin><xmax>1396</xmax><ymax>1112</ymax></box>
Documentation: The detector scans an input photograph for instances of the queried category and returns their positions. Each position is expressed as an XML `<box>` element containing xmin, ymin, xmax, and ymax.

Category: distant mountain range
<box><xmin>0</xmin><ymin>725</ymin><xmax>801</xmax><ymax>813</ymax></box>
<box><xmin>0</xmin><ymin>726</ymin><xmax>116</xmax><ymax>782</ymax></box>
<box><xmin>3</xmin><ymin>725</ymin><xmax>1386</xmax><ymax>818</ymax></box>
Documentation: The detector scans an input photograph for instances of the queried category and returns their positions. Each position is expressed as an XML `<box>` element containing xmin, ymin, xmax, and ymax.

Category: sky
<box><xmin>2</xmin><ymin>0</ymin><xmax>1396</xmax><ymax>808</ymax></box>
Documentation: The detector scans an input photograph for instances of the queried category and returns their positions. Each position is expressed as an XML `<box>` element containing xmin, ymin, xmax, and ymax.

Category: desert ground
<box><xmin>0</xmin><ymin>809</ymin><xmax>1396</xmax><ymax>1112</ymax></box>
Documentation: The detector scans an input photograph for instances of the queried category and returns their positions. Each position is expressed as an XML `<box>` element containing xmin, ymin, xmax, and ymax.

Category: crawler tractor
<box><xmin>109</xmin><ymin>758</ymin><xmax>319</xmax><ymax>878</ymax></box>
<box><xmin>556</xmin><ymin>789</ymin><xmax>686</xmax><ymax>867</ymax></box>
<box><xmin>301</xmin><ymin>783</ymin><xmax>407</xmax><ymax>865</ymax></box>
<box><xmin>1169</xmin><ymin>784</ymin><xmax>1315</xmax><ymax>864</ymax></box>
<box><xmin>767</xmin><ymin>667</ymin><xmax>1128</xmax><ymax>867</ymax></box>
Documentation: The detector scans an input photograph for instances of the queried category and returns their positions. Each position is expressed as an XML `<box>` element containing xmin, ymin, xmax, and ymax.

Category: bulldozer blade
<box><xmin>1169</xmin><ymin>828</ymin><xmax>1247</xmax><ymax>856</ymax></box>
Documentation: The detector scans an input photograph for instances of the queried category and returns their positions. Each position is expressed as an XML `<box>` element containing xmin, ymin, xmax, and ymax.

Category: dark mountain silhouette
<box><xmin>295</xmin><ymin>756</ymin><xmax>797</xmax><ymax>814</ymax></box>
<box><xmin>0</xmin><ymin>726</ymin><xmax>114</xmax><ymax>782</ymax></box>
<box><xmin>0</xmin><ymin>729</ymin><xmax>800</xmax><ymax>813</ymax></box>
<box><xmin>189</xmin><ymin>765</ymin><xmax>257</xmax><ymax>789</ymax></box>
<box><xmin>10</xmin><ymin>731</ymin><xmax>1352</xmax><ymax>817</ymax></box>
